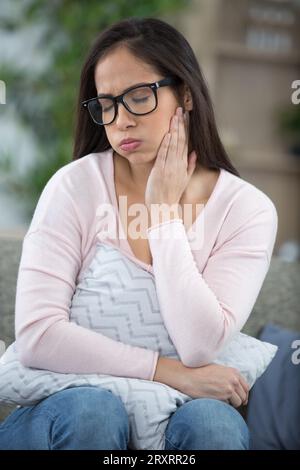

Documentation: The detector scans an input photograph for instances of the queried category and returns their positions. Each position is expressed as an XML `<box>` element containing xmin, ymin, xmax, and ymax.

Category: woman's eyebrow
<box><xmin>98</xmin><ymin>81</ymin><xmax>151</xmax><ymax>97</ymax></box>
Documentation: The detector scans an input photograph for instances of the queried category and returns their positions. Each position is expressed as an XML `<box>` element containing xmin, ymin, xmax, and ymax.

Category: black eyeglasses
<box><xmin>81</xmin><ymin>76</ymin><xmax>181</xmax><ymax>126</ymax></box>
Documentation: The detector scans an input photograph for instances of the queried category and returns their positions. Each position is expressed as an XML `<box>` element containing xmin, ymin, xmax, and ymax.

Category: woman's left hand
<box><xmin>145</xmin><ymin>106</ymin><xmax>197</xmax><ymax>216</ymax></box>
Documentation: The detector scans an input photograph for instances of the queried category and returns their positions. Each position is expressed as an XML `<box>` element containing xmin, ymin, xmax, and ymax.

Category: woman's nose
<box><xmin>114</xmin><ymin>102</ymin><xmax>136</xmax><ymax>128</ymax></box>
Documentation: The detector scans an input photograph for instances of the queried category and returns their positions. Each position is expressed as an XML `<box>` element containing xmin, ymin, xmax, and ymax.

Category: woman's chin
<box><xmin>125</xmin><ymin>149</ymin><xmax>155</xmax><ymax>161</ymax></box>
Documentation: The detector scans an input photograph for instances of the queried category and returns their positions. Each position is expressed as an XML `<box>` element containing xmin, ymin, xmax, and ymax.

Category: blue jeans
<box><xmin>0</xmin><ymin>386</ymin><xmax>249</xmax><ymax>450</ymax></box>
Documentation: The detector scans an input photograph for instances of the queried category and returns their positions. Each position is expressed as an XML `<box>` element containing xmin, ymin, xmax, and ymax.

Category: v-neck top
<box><xmin>14</xmin><ymin>147</ymin><xmax>278</xmax><ymax>381</ymax></box>
<box><xmin>109</xmin><ymin>148</ymin><xmax>225</xmax><ymax>275</ymax></box>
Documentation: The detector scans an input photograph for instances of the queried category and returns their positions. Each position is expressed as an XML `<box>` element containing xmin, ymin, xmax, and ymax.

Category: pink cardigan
<box><xmin>15</xmin><ymin>148</ymin><xmax>278</xmax><ymax>381</ymax></box>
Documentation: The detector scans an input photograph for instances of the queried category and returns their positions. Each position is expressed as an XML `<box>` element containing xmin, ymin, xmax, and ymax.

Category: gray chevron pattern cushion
<box><xmin>0</xmin><ymin>243</ymin><xmax>277</xmax><ymax>450</ymax></box>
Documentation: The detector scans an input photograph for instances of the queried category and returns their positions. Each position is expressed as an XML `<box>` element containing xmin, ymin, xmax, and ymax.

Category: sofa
<box><xmin>1</xmin><ymin>236</ymin><xmax>300</xmax><ymax>437</ymax></box>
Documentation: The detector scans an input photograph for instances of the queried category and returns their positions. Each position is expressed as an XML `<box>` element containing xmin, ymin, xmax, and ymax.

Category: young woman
<box><xmin>0</xmin><ymin>17</ymin><xmax>277</xmax><ymax>450</ymax></box>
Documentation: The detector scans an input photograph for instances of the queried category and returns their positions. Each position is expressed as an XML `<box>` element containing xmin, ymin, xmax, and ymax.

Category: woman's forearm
<box><xmin>152</xmin><ymin>356</ymin><xmax>190</xmax><ymax>394</ymax></box>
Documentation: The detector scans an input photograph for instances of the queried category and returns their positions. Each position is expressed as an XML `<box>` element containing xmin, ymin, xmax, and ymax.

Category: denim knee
<box><xmin>165</xmin><ymin>398</ymin><xmax>250</xmax><ymax>450</ymax></box>
<box><xmin>45</xmin><ymin>386</ymin><xmax>130</xmax><ymax>450</ymax></box>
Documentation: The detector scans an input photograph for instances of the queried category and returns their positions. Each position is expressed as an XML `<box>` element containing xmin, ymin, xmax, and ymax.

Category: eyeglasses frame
<box><xmin>81</xmin><ymin>76</ymin><xmax>181</xmax><ymax>126</ymax></box>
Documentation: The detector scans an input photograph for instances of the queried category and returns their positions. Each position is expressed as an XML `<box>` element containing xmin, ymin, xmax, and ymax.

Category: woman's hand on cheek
<box><xmin>145</xmin><ymin>106</ymin><xmax>197</xmax><ymax>221</ymax></box>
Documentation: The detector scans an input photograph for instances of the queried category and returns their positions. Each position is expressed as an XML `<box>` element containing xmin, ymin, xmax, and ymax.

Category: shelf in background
<box><xmin>229</xmin><ymin>150</ymin><xmax>300</xmax><ymax>174</ymax></box>
<box><xmin>215</xmin><ymin>41</ymin><xmax>300</xmax><ymax>65</ymax></box>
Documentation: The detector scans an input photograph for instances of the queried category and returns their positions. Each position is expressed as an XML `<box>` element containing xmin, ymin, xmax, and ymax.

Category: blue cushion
<box><xmin>247</xmin><ymin>323</ymin><xmax>300</xmax><ymax>450</ymax></box>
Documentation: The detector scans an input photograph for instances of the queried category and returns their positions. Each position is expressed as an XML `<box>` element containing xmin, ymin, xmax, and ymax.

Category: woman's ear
<box><xmin>183</xmin><ymin>84</ymin><xmax>193</xmax><ymax>112</ymax></box>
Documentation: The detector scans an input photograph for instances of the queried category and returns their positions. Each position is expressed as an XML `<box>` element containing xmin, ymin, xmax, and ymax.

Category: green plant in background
<box><xmin>0</xmin><ymin>0</ymin><xmax>189</xmax><ymax>219</ymax></box>
<box><xmin>277</xmin><ymin>105</ymin><xmax>300</xmax><ymax>157</ymax></box>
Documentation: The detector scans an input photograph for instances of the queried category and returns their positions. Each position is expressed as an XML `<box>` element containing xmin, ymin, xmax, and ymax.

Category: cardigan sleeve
<box><xmin>15</xmin><ymin>170</ymin><xmax>159</xmax><ymax>381</ymax></box>
<box><xmin>146</xmin><ymin>195</ymin><xmax>278</xmax><ymax>367</ymax></box>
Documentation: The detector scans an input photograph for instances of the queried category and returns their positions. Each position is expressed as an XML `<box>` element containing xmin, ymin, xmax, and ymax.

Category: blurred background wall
<box><xmin>1</xmin><ymin>0</ymin><xmax>300</xmax><ymax>260</ymax></box>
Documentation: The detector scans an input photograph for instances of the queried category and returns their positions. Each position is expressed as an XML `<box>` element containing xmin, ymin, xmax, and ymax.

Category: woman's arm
<box><xmin>147</xmin><ymin>191</ymin><xmax>278</xmax><ymax>367</ymax></box>
<box><xmin>153</xmin><ymin>356</ymin><xmax>187</xmax><ymax>391</ymax></box>
<box><xmin>153</xmin><ymin>357</ymin><xmax>249</xmax><ymax>408</ymax></box>
<box><xmin>15</xmin><ymin>168</ymin><xmax>159</xmax><ymax>381</ymax></box>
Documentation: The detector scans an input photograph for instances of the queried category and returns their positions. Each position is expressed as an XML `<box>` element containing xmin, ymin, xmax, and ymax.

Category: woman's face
<box><xmin>94</xmin><ymin>46</ymin><xmax>183</xmax><ymax>165</ymax></box>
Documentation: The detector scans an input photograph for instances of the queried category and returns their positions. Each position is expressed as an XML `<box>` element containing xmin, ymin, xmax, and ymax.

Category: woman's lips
<box><xmin>120</xmin><ymin>141</ymin><xmax>142</xmax><ymax>151</ymax></box>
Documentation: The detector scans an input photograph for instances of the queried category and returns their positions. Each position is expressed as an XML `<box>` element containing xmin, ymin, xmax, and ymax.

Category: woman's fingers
<box><xmin>236</xmin><ymin>381</ymin><xmax>248</xmax><ymax>405</ymax></box>
<box><xmin>156</xmin><ymin>132</ymin><xmax>171</xmax><ymax>169</ymax></box>
<box><xmin>168</xmin><ymin>114</ymin><xmax>179</xmax><ymax>159</ymax></box>
<box><xmin>229</xmin><ymin>391</ymin><xmax>243</xmax><ymax>408</ymax></box>
<box><xmin>177</xmin><ymin>109</ymin><xmax>187</xmax><ymax>159</ymax></box>
<box><xmin>239</xmin><ymin>374</ymin><xmax>250</xmax><ymax>394</ymax></box>
<box><xmin>238</xmin><ymin>375</ymin><xmax>249</xmax><ymax>404</ymax></box>
<box><xmin>184</xmin><ymin>111</ymin><xmax>189</xmax><ymax>136</ymax></box>
<box><xmin>229</xmin><ymin>376</ymin><xmax>248</xmax><ymax>407</ymax></box>
<box><xmin>155</xmin><ymin>108</ymin><xmax>190</xmax><ymax>178</ymax></box>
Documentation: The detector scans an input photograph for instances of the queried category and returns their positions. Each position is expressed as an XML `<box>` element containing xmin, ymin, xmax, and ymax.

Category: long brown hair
<box><xmin>73</xmin><ymin>16</ymin><xmax>240</xmax><ymax>177</ymax></box>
